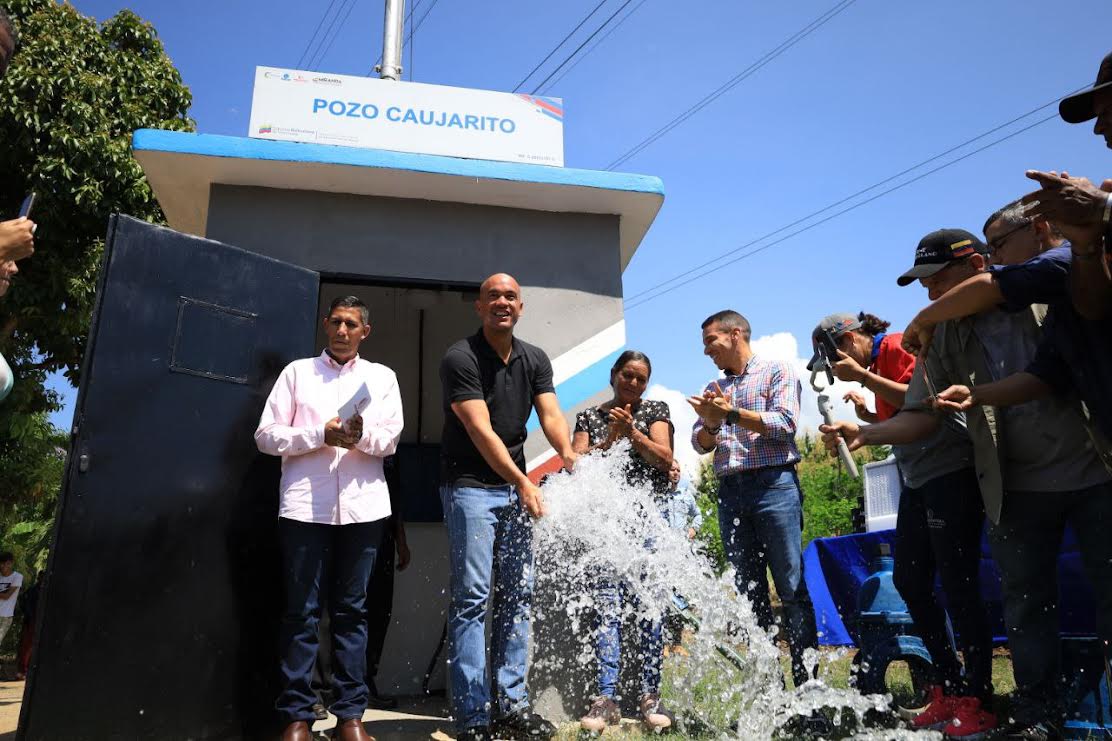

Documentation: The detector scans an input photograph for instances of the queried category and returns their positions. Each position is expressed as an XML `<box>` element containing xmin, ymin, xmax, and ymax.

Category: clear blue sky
<box><xmin>48</xmin><ymin>0</ymin><xmax>1112</xmax><ymax>429</ymax></box>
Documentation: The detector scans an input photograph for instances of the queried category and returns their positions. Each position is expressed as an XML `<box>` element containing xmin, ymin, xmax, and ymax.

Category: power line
<box><xmin>404</xmin><ymin>0</ymin><xmax>441</xmax><ymax>80</ymax></box>
<box><xmin>308</xmin><ymin>0</ymin><xmax>360</xmax><ymax>71</ymax></box>
<box><xmin>624</xmin><ymin>113</ymin><xmax>1059</xmax><ymax>312</ymax></box>
<box><xmin>537</xmin><ymin>0</ymin><xmax>649</xmax><ymax>97</ymax></box>
<box><xmin>528</xmin><ymin>0</ymin><xmax>637</xmax><ymax>95</ymax></box>
<box><xmin>606</xmin><ymin>0</ymin><xmax>858</xmax><ymax>171</ymax></box>
<box><xmin>407</xmin><ymin>0</ymin><xmax>416</xmax><ymax>80</ymax></box>
<box><xmin>305</xmin><ymin>0</ymin><xmax>352</xmax><ymax>70</ymax></box>
<box><xmin>412</xmin><ymin>1</ymin><xmax>441</xmax><ymax>44</ymax></box>
<box><xmin>296</xmin><ymin>0</ymin><xmax>342</xmax><ymax>69</ymax></box>
<box><xmin>511</xmin><ymin>0</ymin><xmax>610</xmax><ymax>93</ymax></box>
<box><xmin>623</xmin><ymin>86</ymin><xmax>1089</xmax><ymax>305</ymax></box>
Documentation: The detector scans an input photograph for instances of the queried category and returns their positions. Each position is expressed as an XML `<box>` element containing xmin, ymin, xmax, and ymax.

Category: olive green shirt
<box><xmin>904</xmin><ymin>304</ymin><xmax>1112</xmax><ymax>524</ymax></box>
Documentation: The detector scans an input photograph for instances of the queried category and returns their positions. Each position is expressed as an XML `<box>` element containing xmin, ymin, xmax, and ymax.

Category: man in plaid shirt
<box><xmin>687</xmin><ymin>310</ymin><xmax>817</xmax><ymax>687</ymax></box>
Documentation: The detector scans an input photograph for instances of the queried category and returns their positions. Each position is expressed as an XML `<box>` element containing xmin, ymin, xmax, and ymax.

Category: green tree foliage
<box><xmin>0</xmin><ymin>1</ymin><xmax>193</xmax><ymax>570</ymax></box>
<box><xmin>797</xmin><ymin>434</ymin><xmax>889</xmax><ymax>545</ymax></box>
<box><xmin>693</xmin><ymin>458</ymin><xmax>725</xmax><ymax>573</ymax></box>
<box><xmin>0</xmin><ymin>413</ymin><xmax>65</xmax><ymax>573</ymax></box>
<box><xmin>691</xmin><ymin>438</ymin><xmax>891</xmax><ymax>574</ymax></box>
<box><xmin>0</xmin><ymin>0</ymin><xmax>194</xmax><ymax>410</ymax></box>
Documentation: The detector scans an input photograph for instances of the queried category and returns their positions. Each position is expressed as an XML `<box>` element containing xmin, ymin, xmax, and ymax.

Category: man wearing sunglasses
<box><xmin>911</xmin><ymin>50</ymin><xmax>1112</xmax><ymax>449</ymax></box>
<box><xmin>983</xmin><ymin>202</ymin><xmax>1063</xmax><ymax>267</ymax></box>
<box><xmin>900</xmin><ymin>198</ymin><xmax>1112</xmax><ymax>447</ymax></box>
<box><xmin>821</xmin><ymin>226</ymin><xmax>1112</xmax><ymax>740</ymax></box>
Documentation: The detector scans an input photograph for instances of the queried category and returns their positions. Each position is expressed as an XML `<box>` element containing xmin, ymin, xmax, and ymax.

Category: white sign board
<box><xmin>248</xmin><ymin>67</ymin><xmax>564</xmax><ymax>166</ymax></box>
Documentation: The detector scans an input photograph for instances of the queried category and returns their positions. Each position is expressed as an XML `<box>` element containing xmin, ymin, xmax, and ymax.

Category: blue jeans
<box><xmin>441</xmin><ymin>484</ymin><xmax>534</xmax><ymax>730</ymax></box>
<box><xmin>988</xmin><ymin>483</ymin><xmax>1112</xmax><ymax>726</ymax></box>
<box><xmin>594</xmin><ymin>575</ymin><xmax>663</xmax><ymax>698</ymax></box>
<box><xmin>276</xmin><ymin>517</ymin><xmax>385</xmax><ymax>723</ymax></box>
<box><xmin>717</xmin><ymin>465</ymin><xmax>817</xmax><ymax>686</ymax></box>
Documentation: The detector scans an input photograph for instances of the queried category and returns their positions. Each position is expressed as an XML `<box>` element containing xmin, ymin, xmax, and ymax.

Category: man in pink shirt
<box><xmin>256</xmin><ymin>296</ymin><xmax>404</xmax><ymax>741</ymax></box>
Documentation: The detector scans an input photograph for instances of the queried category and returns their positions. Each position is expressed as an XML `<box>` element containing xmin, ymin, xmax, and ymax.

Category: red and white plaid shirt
<box><xmin>691</xmin><ymin>355</ymin><xmax>801</xmax><ymax>477</ymax></box>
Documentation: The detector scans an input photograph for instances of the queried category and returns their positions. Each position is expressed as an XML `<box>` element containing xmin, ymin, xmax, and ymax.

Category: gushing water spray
<box><xmin>532</xmin><ymin>442</ymin><xmax>939</xmax><ymax>739</ymax></box>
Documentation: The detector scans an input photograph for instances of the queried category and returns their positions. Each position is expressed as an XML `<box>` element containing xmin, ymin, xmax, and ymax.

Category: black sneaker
<box><xmin>491</xmin><ymin>710</ymin><xmax>556</xmax><ymax>740</ymax></box>
<box><xmin>988</xmin><ymin>719</ymin><xmax>1061</xmax><ymax>740</ymax></box>
<box><xmin>456</xmin><ymin>726</ymin><xmax>493</xmax><ymax>741</ymax></box>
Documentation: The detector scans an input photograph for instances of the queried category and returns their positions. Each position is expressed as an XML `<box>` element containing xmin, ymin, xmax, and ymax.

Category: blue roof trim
<box><xmin>132</xmin><ymin>129</ymin><xmax>664</xmax><ymax>196</ymax></box>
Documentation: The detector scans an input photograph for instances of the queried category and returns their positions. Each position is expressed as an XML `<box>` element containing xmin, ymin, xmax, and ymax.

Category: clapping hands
<box><xmin>686</xmin><ymin>381</ymin><xmax>731</xmax><ymax>425</ymax></box>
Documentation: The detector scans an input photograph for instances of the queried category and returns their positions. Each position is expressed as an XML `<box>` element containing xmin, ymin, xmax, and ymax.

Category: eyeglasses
<box><xmin>987</xmin><ymin>220</ymin><xmax>1031</xmax><ymax>255</ymax></box>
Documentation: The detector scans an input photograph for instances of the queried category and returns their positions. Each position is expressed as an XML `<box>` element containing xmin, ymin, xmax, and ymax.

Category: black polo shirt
<box><xmin>439</xmin><ymin>329</ymin><xmax>555</xmax><ymax>487</ymax></box>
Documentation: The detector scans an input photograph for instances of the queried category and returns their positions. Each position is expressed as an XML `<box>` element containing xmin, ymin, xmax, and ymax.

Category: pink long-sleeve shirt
<box><xmin>255</xmin><ymin>351</ymin><xmax>404</xmax><ymax>525</ymax></box>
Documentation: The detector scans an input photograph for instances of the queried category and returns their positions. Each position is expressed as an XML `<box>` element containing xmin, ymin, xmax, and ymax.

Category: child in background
<box><xmin>0</xmin><ymin>552</ymin><xmax>23</xmax><ymax>647</ymax></box>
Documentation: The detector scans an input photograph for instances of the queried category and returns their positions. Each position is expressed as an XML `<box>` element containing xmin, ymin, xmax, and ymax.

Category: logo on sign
<box><xmin>264</xmin><ymin>71</ymin><xmax>308</xmax><ymax>83</ymax></box>
<box><xmin>516</xmin><ymin>94</ymin><xmax>564</xmax><ymax>122</ymax></box>
<box><xmin>258</xmin><ymin>124</ymin><xmax>273</xmax><ymax>134</ymax></box>
<box><xmin>312</xmin><ymin>76</ymin><xmax>342</xmax><ymax>86</ymax></box>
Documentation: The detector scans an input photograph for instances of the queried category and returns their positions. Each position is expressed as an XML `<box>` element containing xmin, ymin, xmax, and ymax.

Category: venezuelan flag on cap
<box><xmin>896</xmin><ymin>228</ymin><xmax>989</xmax><ymax>287</ymax></box>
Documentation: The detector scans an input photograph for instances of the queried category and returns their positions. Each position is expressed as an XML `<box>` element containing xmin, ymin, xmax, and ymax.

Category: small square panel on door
<box><xmin>169</xmin><ymin>296</ymin><xmax>258</xmax><ymax>384</ymax></box>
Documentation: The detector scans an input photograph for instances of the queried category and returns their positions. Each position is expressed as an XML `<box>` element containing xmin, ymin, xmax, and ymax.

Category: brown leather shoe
<box><xmin>280</xmin><ymin>720</ymin><xmax>311</xmax><ymax>741</ymax></box>
<box><xmin>333</xmin><ymin>717</ymin><xmax>374</xmax><ymax>741</ymax></box>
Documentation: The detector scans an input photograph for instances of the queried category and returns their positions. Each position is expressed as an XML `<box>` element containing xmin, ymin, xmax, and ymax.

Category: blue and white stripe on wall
<box><xmin>525</xmin><ymin>320</ymin><xmax>626</xmax><ymax>473</ymax></box>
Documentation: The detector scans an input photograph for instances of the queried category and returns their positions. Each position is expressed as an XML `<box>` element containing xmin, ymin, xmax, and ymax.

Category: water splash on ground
<box><xmin>533</xmin><ymin>442</ymin><xmax>939</xmax><ymax>739</ymax></box>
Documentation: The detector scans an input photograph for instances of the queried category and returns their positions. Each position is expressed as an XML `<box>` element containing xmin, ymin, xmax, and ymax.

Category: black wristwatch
<box><xmin>725</xmin><ymin>409</ymin><xmax>741</xmax><ymax>426</ymax></box>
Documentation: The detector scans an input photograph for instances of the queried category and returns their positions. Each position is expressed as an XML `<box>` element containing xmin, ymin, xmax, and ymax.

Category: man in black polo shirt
<box><xmin>439</xmin><ymin>273</ymin><xmax>577</xmax><ymax>741</ymax></box>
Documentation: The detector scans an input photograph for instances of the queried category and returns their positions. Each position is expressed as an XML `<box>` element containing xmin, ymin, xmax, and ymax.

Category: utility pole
<box><xmin>376</xmin><ymin>0</ymin><xmax>405</xmax><ymax>80</ymax></box>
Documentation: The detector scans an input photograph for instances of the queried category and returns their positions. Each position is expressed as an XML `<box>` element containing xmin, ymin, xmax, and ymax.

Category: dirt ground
<box><xmin>0</xmin><ymin>684</ymin><xmax>454</xmax><ymax>740</ymax></box>
<box><xmin>0</xmin><ymin>680</ymin><xmax>23</xmax><ymax>740</ymax></box>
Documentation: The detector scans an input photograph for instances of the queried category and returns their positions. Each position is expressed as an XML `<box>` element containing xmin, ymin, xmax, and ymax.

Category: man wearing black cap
<box><xmin>899</xmin><ymin>197</ymin><xmax>1112</xmax><ymax>449</ymax></box>
<box><xmin>820</xmin><ymin>228</ymin><xmax>1112</xmax><ymax>740</ymax></box>
<box><xmin>1059</xmin><ymin>51</ymin><xmax>1112</xmax><ymax>144</ymax></box>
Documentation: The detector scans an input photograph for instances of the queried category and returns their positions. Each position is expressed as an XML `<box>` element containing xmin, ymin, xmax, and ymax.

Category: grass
<box><xmin>789</xmin><ymin>646</ymin><xmax>1017</xmax><ymax>702</ymax></box>
<box><xmin>553</xmin><ymin>644</ymin><xmax>1020</xmax><ymax>740</ymax></box>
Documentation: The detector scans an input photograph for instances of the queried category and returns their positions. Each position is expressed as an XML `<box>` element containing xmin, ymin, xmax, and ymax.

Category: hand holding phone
<box><xmin>0</xmin><ymin>218</ymin><xmax>34</xmax><ymax>263</ymax></box>
<box><xmin>19</xmin><ymin>193</ymin><xmax>36</xmax><ymax>220</ymax></box>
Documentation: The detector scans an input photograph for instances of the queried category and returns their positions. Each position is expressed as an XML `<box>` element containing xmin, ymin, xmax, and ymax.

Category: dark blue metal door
<box><xmin>19</xmin><ymin>216</ymin><xmax>320</xmax><ymax>740</ymax></box>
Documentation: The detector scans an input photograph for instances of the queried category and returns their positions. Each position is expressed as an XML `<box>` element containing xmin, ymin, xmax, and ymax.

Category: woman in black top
<box><xmin>571</xmin><ymin>350</ymin><xmax>675</xmax><ymax>733</ymax></box>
